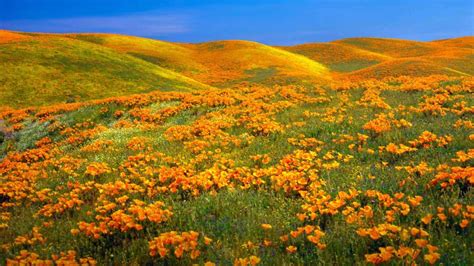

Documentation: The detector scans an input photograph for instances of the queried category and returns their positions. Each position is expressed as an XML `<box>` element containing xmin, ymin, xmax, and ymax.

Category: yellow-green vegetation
<box><xmin>432</xmin><ymin>36</ymin><xmax>474</xmax><ymax>49</ymax></box>
<box><xmin>67</xmin><ymin>33</ymin><xmax>203</xmax><ymax>75</ymax></box>
<box><xmin>344</xmin><ymin>58</ymin><xmax>467</xmax><ymax>79</ymax></box>
<box><xmin>1</xmin><ymin>31</ymin><xmax>472</xmax><ymax>109</ymax></box>
<box><xmin>281</xmin><ymin>42</ymin><xmax>390</xmax><ymax>72</ymax></box>
<box><xmin>335</xmin><ymin>37</ymin><xmax>439</xmax><ymax>57</ymax></box>
<box><xmin>0</xmin><ymin>31</ymin><xmax>210</xmax><ymax>108</ymax></box>
<box><xmin>283</xmin><ymin>37</ymin><xmax>474</xmax><ymax>78</ymax></box>
<box><xmin>68</xmin><ymin>34</ymin><xmax>329</xmax><ymax>86</ymax></box>
<box><xmin>335</xmin><ymin>37</ymin><xmax>474</xmax><ymax>77</ymax></box>
<box><xmin>184</xmin><ymin>40</ymin><xmax>329</xmax><ymax>86</ymax></box>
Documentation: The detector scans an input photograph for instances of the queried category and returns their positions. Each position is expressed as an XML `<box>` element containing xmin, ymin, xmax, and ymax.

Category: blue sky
<box><xmin>1</xmin><ymin>0</ymin><xmax>472</xmax><ymax>45</ymax></box>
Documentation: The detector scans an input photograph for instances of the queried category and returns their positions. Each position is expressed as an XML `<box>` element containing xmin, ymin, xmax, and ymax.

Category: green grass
<box><xmin>329</xmin><ymin>60</ymin><xmax>380</xmax><ymax>72</ymax></box>
<box><xmin>0</xmin><ymin>36</ymin><xmax>208</xmax><ymax>108</ymax></box>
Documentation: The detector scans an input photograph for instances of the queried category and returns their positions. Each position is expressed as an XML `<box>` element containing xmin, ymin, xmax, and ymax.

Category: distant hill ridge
<box><xmin>1</xmin><ymin>30</ymin><xmax>472</xmax><ymax>107</ymax></box>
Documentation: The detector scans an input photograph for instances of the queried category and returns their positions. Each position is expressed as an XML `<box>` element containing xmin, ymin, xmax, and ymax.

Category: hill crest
<box><xmin>1</xmin><ymin>30</ymin><xmax>472</xmax><ymax>107</ymax></box>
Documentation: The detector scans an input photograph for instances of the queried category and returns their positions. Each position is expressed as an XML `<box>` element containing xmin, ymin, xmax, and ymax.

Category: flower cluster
<box><xmin>148</xmin><ymin>231</ymin><xmax>211</xmax><ymax>259</ymax></box>
<box><xmin>7</xmin><ymin>250</ymin><xmax>96</xmax><ymax>265</ymax></box>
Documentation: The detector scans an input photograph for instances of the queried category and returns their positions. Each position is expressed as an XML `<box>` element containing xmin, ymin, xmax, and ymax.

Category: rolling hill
<box><xmin>0</xmin><ymin>30</ymin><xmax>472</xmax><ymax>108</ymax></box>
<box><xmin>333</xmin><ymin>37</ymin><xmax>473</xmax><ymax>77</ymax></box>
<box><xmin>342</xmin><ymin>58</ymin><xmax>466</xmax><ymax>79</ymax></box>
<box><xmin>334</xmin><ymin>37</ymin><xmax>438</xmax><ymax>58</ymax></box>
<box><xmin>0</xmin><ymin>31</ymin><xmax>210</xmax><ymax>108</ymax></box>
<box><xmin>181</xmin><ymin>40</ymin><xmax>329</xmax><ymax>86</ymax></box>
<box><xmin>66</xmin><ymin>34</ymin><xmax>203</xmax><ymax>76</ymax></box>
<box><xmin>431</xmin><ymin>36</ymin><xmax>474</xmax><ymax>49</ymax></box>
<box><xmin>66</xmin><ymin>34</ymin><xmax>330</xmax><ymax>86</ymax></box>
<box><xmin>281</xmin><ymin>42</ymin><xmax>391</xmax><ymax>72</ymax></box>
<box><xmin>283</xmin><ymin>37</ymin><xmax>473</xmax><ymax>79</ymax></box>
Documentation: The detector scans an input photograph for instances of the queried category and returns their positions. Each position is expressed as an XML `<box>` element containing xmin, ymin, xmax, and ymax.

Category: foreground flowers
<box><xmin>0</xmin><ymin>75</ymin><xmax>472</xmax><ymax>264</ymax></box>
<box><xmin>148</xmin><ymin>231</ymin><xmax>207</xmax><ymax>259</ymax></box>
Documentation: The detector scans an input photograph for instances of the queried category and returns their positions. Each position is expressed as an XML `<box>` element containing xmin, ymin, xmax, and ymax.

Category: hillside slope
<box><xmin>334</xmin><ymin>37</ymin><xmax>473</xmax><ymax>77</ymax></box>
<box><xmin>431</xmin><ymin>36</ymin><xmax>474</xmax><ymax>49</ymax></box>
<box><xmin>281</xmin><ymin>42</ymin><xmax>391</xmax><ymax>72</ymax></box>
<box><xmin>342</xmin><ymin>58</ymin><xmax>466</xmax><ymax>79</ymax></box>
<box><xmin>66</xmin><ymin>34</ymin><xmax>202</xmax><ymax>75</ymax></box>
<box><xmin>188</xmin><ymin>40</ymin><xmax>329</xmax><ymax>86</ymax></box>
<box><xmin>334</xmin><ymin>37</ymin><xmax>438</xmax><ymax>57</ymax></box>
<box><xmin>284</xmin><ymin>37</ymin><xmax>473</xmax><ymax>79</ymax></box>
<box><xmin>1</xmin><ymin>31</ymin><xmax>472</xmax><ymax>108</ymax></box>
<box><xmin>66</xmin><ymin>34</ymin><xmax>330</xmax><ymax>86</ymax></box>
<box><xmin>0</xmin><ymin>31</ymin><xmax>210</xmax><ymax>108</ymax></box>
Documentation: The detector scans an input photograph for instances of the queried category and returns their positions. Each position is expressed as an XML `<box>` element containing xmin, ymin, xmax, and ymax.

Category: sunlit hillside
<box><xmin>66</xmin><ymin>34</ymin><xmax>203</xmax><ymax>75</ymax></box>
<box><xmin>283</xmin><ymin>37</ymin><xmax>473</xmax><ymax>79</ymax></box>
<box><xmin>34</xmin><ymin>33</ymin><xmax>474</xmax><ymax>82</ymax></box>
<box><xmin>342</xmin><ymin>58</ymin><xmax>466</xmax><ymax>80</ymax></box>
<box><xmin>1</xmin><ymin>31</ymin><xmax>472</xmax><ymax>109</ymax></box>
<box><xmin>422</xmin><ymin>48</ymin><xmax>474</xmax><ymax>76</ymax></box>
<box><xmin>281</xmin><ymin>42</ymin><xmax>390</xmax><ymax>72</ymax></box>
<box><xmin>335</xmin><ymin>37</ymin><xmax>439</xmax><ymax>58</ymax></box>
<box><xmin>0</xmin><ymin>30</ymin><xmax>31</xmax><ymax>43</ymax></box>
<box><xmin>182</xmin><ymin>40</ymin><xmax>329</xmax><ymax>86</ymax></box>
<box><xmin>334</xmin><ymin>37</ymin><xmax>473</xmax><ymax>78</ymax></box>
<box><xmin>68</xmin><ymin>34</ymin><xmax>330</xmax><ymax>86</ymax></box>
<box><xmin>0</xmin><ymin>31</ymin><xmax>210</xmax><ymax>108</ymax></box>
<box><xmin>432</xmin><ymin>36</ymin><xmax>474</xmax><ymax>49</ymax></box>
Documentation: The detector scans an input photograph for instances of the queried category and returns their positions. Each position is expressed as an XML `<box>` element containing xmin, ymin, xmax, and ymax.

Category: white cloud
<box><xmin>0</xmin><ymin>12</ymin><xmax>190</xmax><ymax>36</ymax></box>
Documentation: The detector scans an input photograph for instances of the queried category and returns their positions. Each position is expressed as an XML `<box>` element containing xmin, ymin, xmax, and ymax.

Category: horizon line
<box><xmin>2</xmin><ymin>28</ymin><xmax>472</xmax><ymax>46</ymax></box>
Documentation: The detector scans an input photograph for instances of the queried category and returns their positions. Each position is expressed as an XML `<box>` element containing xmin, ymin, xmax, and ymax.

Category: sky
<box><xmin>0</xmin><ymin>0</ymin><xmax>473</xmax><ymax>45</ymax></box>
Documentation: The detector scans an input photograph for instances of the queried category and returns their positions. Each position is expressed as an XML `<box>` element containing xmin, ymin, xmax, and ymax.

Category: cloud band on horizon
<box><xmin>0</xmin><ymin>12</ymin><xmax>190</xmax><ymax>36</ymax></box>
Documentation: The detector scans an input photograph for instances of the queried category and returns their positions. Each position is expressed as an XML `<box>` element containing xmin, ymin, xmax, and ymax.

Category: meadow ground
<box><xmin>0</xmin><ymin>75</ymin><xmax>473</xmax><ymax>265</ymax></box>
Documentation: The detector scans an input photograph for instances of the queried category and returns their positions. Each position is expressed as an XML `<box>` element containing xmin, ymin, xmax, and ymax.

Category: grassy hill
<box><xmin>1</xmin><ymin>30</ymin><xmax>472</xmax><ymax>108</ymax></box>
<box><xmin>282</xmin><ymin>37</ymin><xmax>474</xmax><ymax>79</ymax></box>
<box><xmin>342</xmin><ymin>58</ymin><xmax>466</xmax><ymax>79</ymax></box>
<box><xmin>334</xmin><ymin>37</ymin><xmax>439</xmax><ymax>58</ymax></box>
<box><xmin>333</xmin><ymin>37</ymin><xmax>473</xmax><ymax>77</ymax></box>
<box><xmin>431</xmin><ymin>36</ymin><xmax>474</xmax><ymax>49</ymax></box>
<box><xmin>283</xmin><ymin>37</ymin><xmax>473</xmax><ymax>79</ymax></box>
<box><xmin>0</xmin><ymin>30</ymin><xmax>31</xmax><ymax>43</ymax></box>
<box><xmin>281</xmin><ymin>42</ymin><xmax>390</xmax><ymax>72</ymax></box>
<box><xmin>181</xmin><ymin>40</ymin><xmax>329</xmax><ymax>86</ymax></box>
<box><xmin>66</xmin><ymin>34</ymin><xmax>203</xmax><ymax>75</ymax></box>
<box><xmin>66</xmin><ymin>34</ymin><xmax>330</xmax><ymax>86</ymax></box>
<box><xmin>0</xmin><ymin>31</ymin><xmax>210</xmax><ymax>108</ymax></box>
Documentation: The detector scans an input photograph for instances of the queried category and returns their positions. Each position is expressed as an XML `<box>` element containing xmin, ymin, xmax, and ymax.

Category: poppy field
<box><xmin>0</xmin><ymin>73</ymin><xmax>473</xmax><ymax>265</ymax></box>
